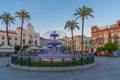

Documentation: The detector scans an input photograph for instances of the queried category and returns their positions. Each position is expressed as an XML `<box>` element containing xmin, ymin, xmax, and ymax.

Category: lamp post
<box><xmin>63</xmin><ymin>36</ymin><xmax>68</xmax><ymax>53</ymax></box>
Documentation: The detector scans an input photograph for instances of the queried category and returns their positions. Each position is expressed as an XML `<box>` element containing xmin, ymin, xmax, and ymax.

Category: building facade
<box><xmin>0</xmin><ymin>23</ymin><xmax>40</xmax><ymax>46</ymax></box>
<box><xmin>39</xmin><ymin>37</ymin><xmax>50</xmax><ymax>47</ymax></box>
<box><xmin>60</xmin><ymin>35</ymin><xmax>91</xmax><ymax>51</ymax></box>
<box><xmin>91</xmin><ymin>20</ymin><xmax>120</xmax><ymax>47</ymax></box>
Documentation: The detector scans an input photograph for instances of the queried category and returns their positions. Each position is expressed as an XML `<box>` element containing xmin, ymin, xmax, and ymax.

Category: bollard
<box><xmin>38</xmin><ymin>58</ymin><xmax>41</xmax><ymax>67</ymax></box>
<box><xmin>11</xmin><ymin>56</ymin><xmax>13</xmax><ymax>63</ymax></box>
<box><xmin>20</xmin><ymin>57</ymin><xmax>23</xmax><ymax>66</ymax></box>
<box><xmin>79</xmin><ymin>58</ymin><xmax>81</xmax><ymax>65</ymax></box>
<box><xmin>62</xmin><ymin>58</ymin><xmax>64</xmax><ymax>67</ymax></box>
<box><xmin>28</xmin><ymin>57</ymin><xmax>31</xmax><ymax>67</ymax></box>
<box><xmin>13</xmin><ymin>56</ymin><xmax>15</xmax><ymax>64</ymax></box>
<box><xmin>89</xmin><ymin>56</ymin><xmax>92</xmax><ymax>63</ymax></box>
<box><xmin>86</xmin><ymin>57</ymin><xmax>90</xmax><ymax>64</ymax></box>
<box><xmin>72</xmin><ymin>57</ymin><xmax>76</xmax><ymax>66</ymax></box>
<box><xmin>14</xmin><ymin>56</ymin><xmax>18</xmax><ymax>64</ymax></box>
<box><xmin>92</xmin><ymin>56</ymin><xmax>94</xmax><ymax>63</ymax></box>
<box><xmin>50</xmin><ymin>58</ymin><xmax>53</xmax><ymax>67</ymax></box>
<box><xmin>81</xmin><ymin>57</ymin><xmax>83</xmax><ymax>65</ymax></box>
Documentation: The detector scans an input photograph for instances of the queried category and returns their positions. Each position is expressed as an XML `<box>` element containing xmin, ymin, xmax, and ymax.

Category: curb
<box><xmin>10</xmin><ymin>62</ymin><xmax>96</xmax><ymax>71</ymax></box>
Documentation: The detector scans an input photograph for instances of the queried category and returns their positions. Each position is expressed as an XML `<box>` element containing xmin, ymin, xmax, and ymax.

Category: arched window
<box><xmin>2</xmin><ymin>41</ymin><xmax>4</xmax><ymax>45</ymax></box>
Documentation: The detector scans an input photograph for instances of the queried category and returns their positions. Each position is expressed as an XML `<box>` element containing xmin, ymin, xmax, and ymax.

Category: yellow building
<box><xmin>91</xmin><ymin>20</ymin><xmax>120</xmax><ymax>47</ymax></box>
<box><xmin>60</xmin><ymin>35</ymin><xmax>91</xmax><ymax>51</ymax></box>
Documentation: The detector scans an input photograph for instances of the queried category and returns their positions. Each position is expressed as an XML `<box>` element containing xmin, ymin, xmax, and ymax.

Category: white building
<box><xmin>0</xmin><ymin>23</ymin><xmax>40</xmax><ymax>46</ymax></box>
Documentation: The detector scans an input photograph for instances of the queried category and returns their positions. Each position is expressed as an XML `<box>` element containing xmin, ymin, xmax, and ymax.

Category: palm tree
<box><xmin>74</xmin><ymin>5</ymin><xmax>94</xmax><ymax>53</ymax></box>
<box><xmin>64</xmin><ymin>20</ymin><xmax>79</xmax><ymax>54</ymax></box>
<box><xmin>0</xmin><ymin>12</ymin><xmax>15</xmax><ymax>45</ymax></box>
<box><xmin>15</xmin><ymin>10</ymin><xmax>31</xmax><ymax>48</ymax></box>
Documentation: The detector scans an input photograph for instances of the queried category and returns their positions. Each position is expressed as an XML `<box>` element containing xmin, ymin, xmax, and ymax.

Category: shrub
<box><xmin>96</xmin><ymin>46</ymin><xmax>105</xmax><ymax>52</ymax></box>
<box><xmin>14</xmin><ymin>45</ymin><xmax>20</xmax><ymax>51</ymax></box>
<box><xmin>104</xmin><ymin>42</ymin><xmax>118</xmax><ymax>52</ymax></box>
<box><xmin>66</xmin><ymin>47</ymin><xmax>71</xmax><ymax>52</ymax></box>
<box><xmin>13</xmin><ymin>57</ymin><xmax>94</xmax><ymax>67</ymax></box>
<box><xmin>104</xmin><ymin>42</ymin><xmax>118</xmax><ymax>55</ymax></box>
<box><xmin>22</xmin><ymin>45</ymin><xmax>30</xmax><ymax>50</ymax></box>
<box><xmin>0</xmin><ymin>44</ymin><xmax>3</xmax><ymax>46</ymax></box>
<box><xmin>36</xmin><ymin>46</ymin><xmax>42</xmax><ymax>48</ymax></box>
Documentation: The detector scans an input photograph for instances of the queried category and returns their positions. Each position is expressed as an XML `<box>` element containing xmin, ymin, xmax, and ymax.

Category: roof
<box><xmin>27</xmin><ymin>46</ymin><xmax>40</xmax><ymax>51</ymax></box>
<box><xmin>16</xmin><ymin>27</ymin><xmax>25</xmax><ymax>30</ymax></box>
<box><xmin>40</xmin><ymin>37</ymin><xmax>50</xmax><ymax>40</ymax></box>
<box><xmin>0</xmin><ymin>30</ymin><xmax>17</xmax><ymax>34</ymax></box>
<box><xmin>0</xmin><ymin>45</ymin><xmax>14</xmax><ymax>49</ymax></box>
<box><xmin>0</xmin><ymin>45</ymin><xmax>14</xmax><ymax>52</ymax></box>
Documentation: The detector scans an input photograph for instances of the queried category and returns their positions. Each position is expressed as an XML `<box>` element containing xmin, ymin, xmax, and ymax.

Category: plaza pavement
<box><xmin>0</xmin><ymin>57</ymin><xmax>120</xmax><ymax>80</ymax></box>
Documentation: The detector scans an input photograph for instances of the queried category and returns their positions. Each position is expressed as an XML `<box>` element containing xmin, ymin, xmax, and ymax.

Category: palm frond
<box><xmin>0</xmin><ymin>12</ymin><xmax>15</xmax><ymax>26</ymax></box>
<box><xmin>74</xmin><ymin>5</ymin><xmax>94</xmax><ymax>20</ymax></box>
<box><xmin>15</xmin><ymin>9</ymin><xmax>31</xmax><ymax>21</ymax></box>
<box><xmin>64</xmin><ymin>20</ymin><xmax>80</xmax><ymax>31</ymax></box>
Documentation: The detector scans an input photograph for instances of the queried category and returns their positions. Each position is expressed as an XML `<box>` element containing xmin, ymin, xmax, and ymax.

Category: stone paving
<box><xmin>0</xmin><ymin>57</ymin><xmax>120</xmax><ymax>80</ymax></box>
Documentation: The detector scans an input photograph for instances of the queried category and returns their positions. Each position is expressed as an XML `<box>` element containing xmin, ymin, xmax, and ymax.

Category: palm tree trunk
<box><xmin>20</xmin><ymin>18</ymin><xmax>24</xmax><ymax>48</ymax></box>
<box><xmin>6</xmin><ymin>23</ymin><xmax>9</xmax><ymax>45</ymax></box>
<box><xmin>71</xmin><ymin>29</ymin><xmax>74</xmax><ymax>55</ymax></box>
<box><xmin>81</xmin><ymin>18</ymin><xmax>84</xmax><ymax>53</ymax></box>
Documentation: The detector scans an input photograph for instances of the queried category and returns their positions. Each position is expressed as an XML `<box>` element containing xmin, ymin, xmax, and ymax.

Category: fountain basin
<box><xmin>38</xmin><ymin>53</ymin><xmax>71</xmax><ymax>62</ymax></box>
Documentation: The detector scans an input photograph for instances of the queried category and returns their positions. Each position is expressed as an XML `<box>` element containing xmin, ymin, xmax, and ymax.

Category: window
<box><xmin>23</xmin><ymin>39</ymin><xmax>25</xmax><ymax>44</ymax></box>
<box><xmin>2</xmin><ymin>36</ymin><xmax>5</xmax><ymax>40</ymax></box>
<box><xmin>29</xmin><ymin>35</ymin><xmax>33</xmax><ymax>39</ymax></box>
<box><xmin>9</xmin><ymin>37</ymin><xmax>11</xmax><ymax>40</ymax></box>
<box><xmin>2</xmin><ymin>41</ymin><xmax>4</xmax><ymax>45</ymax></box>
<box><xmin>89</xmin><ymin>41</ymin><xmax>91</xmax><ymax>44</ymax></box>
<box><xmin>85</xmin><ymin>46</ymin><xmax>88</xmax><ymax>49</ymax></box>
<box><xmin>15</xmin><ymin>37</ymin><xmax>17</xmax><ymax>41</ymax></box>
<box><xmin>35</xmin><ymin>41</ymin><xmax>37</xmax><ymax>44</ymax></box>
<box><xmin>28</xmin><ymin>40</ymin><xmax>31</xmax><ymax>44</ymax></box>
<box><xmin>9</xmin><ymin>42</ymin><xmax>11</xmax><ymax>46</ymax></box>
<box><xmin>99</xmin><ymin>35</ymin><xmax>101</xmax><ymax>37</ymax></box>
<box><xmin>35</xmin><ymin>36</ymin><xmax>37</xmax><ymax>38</ymax></box>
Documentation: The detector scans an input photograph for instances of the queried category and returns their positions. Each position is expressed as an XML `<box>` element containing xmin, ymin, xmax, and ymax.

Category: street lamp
<box><xmin>63</xmin><ymin>36</ymin><xmax>68</xmax><ymax>52</ymax></box>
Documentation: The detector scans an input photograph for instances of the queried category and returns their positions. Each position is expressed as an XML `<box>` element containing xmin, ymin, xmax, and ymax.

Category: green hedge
<box><xmin>96</xmin><ymin>46</ymin><xmax>105</xmax><ymax>52</ymax></box>
<box><xmin>13</xmin><ymin>57</ymin><xmax>94</xmax><ymax>67</ymax></box>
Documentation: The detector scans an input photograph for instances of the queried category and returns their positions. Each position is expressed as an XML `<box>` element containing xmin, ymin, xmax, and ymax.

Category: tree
<box><xmin>63</xmin><ymin>46</ymin><xmax>70</xmax><ymax>52</ymax></box>
<box><xmin>104</xmin><ymin>42</ymin><xmax>118</xmax><ymax>56</ymax></box>
<box><xmin>14</xmin><ymin>45</ymin><xmax>20</xmax><ymax>52</ymax></box>
<box><xmin>67</xmin><ymin>47</ymin><xmax>71</xmax><ymax>52</ymax></box>
<box><xmin>74</xmin><ymin>5</ymin><xmax>94</xmax><ymax>53</ymax></box>
<box><xmin>22</xmin><ymin>45</ymin><xmax>30</xmax><ymax>51</ymax></box>
<box><xmin>15</xmin><ymin>10</ymin><xmax>31</xmax><ymax>48</ymax></box>
<box><xmin>0</xmin><ymin>12</ymin><xmax>15</xmax><ymax>45</ymax></box>
<box><xmin>96</xmin><ymin>46</ymin><xmax>105</xmax><ymax>52</ymax></box>
<box><xmin>64</xmin><ymin>20</ymin><xmax>79</xmax><ymax>54</ymax></box>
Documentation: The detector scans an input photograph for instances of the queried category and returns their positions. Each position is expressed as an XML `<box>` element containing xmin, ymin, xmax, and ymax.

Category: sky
<box><xmin>0</xmin><ymin>0</ymin><xmax>120</xmax><ymax>38</ymax></box>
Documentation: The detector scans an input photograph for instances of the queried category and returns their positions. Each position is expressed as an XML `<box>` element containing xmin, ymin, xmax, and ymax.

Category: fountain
<box><xmin>39</xmin><ymin>30</ymin><xmax>70</xmax><ymax>61</ymax></box>
<box><xmin>10</xmin><ymin>31</ymin><xmax>94</xmax><ymax>70</ymax></box>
